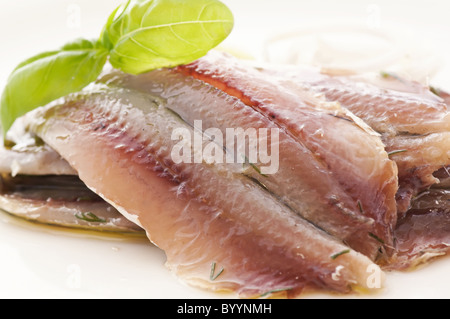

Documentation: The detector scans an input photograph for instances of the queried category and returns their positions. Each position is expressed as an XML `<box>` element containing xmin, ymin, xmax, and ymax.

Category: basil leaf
<box><xmin>1</xmin><ymin>38</ymin><xmax>108</xmax><ymax>136</ymax></box>
<box><xmin>1</xmin><ymin>0</ymin><xmax>234</xmax><ymax>138</ymax></box>
<box><xmin>104</xmin><ymin>0</ymin><xmax>234</xmax><ymax>74</ymax></box>
<box><xmin>100</xmin><ymin>2</ymin><xmax>127</xmax><ymax>51</ymax></box>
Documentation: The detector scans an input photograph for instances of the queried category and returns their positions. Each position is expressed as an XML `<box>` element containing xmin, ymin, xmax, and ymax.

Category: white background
<box><xmin>0</xmin><ymin>0</ymin><xmax>449</xmax><ymax>298</ymax></box>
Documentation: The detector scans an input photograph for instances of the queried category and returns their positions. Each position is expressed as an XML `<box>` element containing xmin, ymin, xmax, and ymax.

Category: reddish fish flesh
<box><xmin>385</xmin><ymin>189</ymin><xmax>450</xmax><ymax>269</ymax></box>
<box><xmin>4</xmin><ymin>51</ymin><xmax>450</xmax><ymax>296</ymax></box>
<box><xmin>104</xmin><ymin>51</ymin><xmax>399</xmax><ymax>259</ymax></box>
<box><xmin>235</xmin><ymin>52</ymin><xmax>450</xmax><ymax>269</ymax></box>
<box><xmin>258</xmin><ymin>62</ymin><xmax>450</xmax><ymax>215</ymax></box>
<box><xmin>21</xmin><ymin>82</ymin><xmax>382</xmax><ymax>297</ymax></box>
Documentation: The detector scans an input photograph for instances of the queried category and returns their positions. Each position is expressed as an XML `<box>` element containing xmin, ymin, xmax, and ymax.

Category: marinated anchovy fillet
<box><xmin>170</xmin><ymin>51</ymin><xmax>398</xmax><ymax>258</ymax></box>
<box><xmin>261</xmin><ymin>63</ymin><xmax>450</xmax><ymax>215</ymax></box>
<box><xmin>0</xmin><ymin>143</ymin><xmax>75</xmax><ymax>176</ymax></box>
<box><xmin>23</xmin><ymin>84</ymin><xmax>382</xmax><ymax>297</ymax></box>
<box><xmin>6</xmin><ymin>51</ymin><xmax>450</xmax><ymax>297</ymax></box>
<box><xmin>0</xmin><ymin>116</ymin><xmax>75</xmax><ymax>176</ymax></box>
<box><xmin>386</xmin><ymin>189</ymin><xmax>450</xmax><ymax>269</ymax></box>
<box><xmin>0</xmin><ymin>174</ymin><xmax>142</xmax><ymax>233</ymax></box>
<box><xmin>0</xmin><ymin>117</ymin><xmax>135</xmax><ymax>232</ymax></box>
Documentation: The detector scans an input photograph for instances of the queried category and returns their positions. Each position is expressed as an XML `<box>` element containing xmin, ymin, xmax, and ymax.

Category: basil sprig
<box><xmin>0</xmin><ymin>0</ymin><xmax>234</xmax><ymax>137</ymax></box>
<box><xmin>1</xmin><ymin>39</ymin><xmax>108</xmax><ymax>137</ymax></box>
<box><xmin>104</xmin><ymin>0</ymin><xmax>234</xmax><ymax>74</ymax></box>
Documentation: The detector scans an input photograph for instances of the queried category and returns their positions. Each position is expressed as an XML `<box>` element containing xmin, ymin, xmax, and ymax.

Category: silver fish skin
<box><xmin>0</xmin><ymin>174</ymin><xmax>142</xmax><ymax>233</ymax></box>
<box><xmin>0</xmin><ymin>115</ymin><xmax>75</xmax><ymax>176</ymax></box>
<box><xmin>23</xmin><ymin>83</ymin><xmax>383</xmax><ymax>297</ymax></box>
<box><xmin>98</xmin><ymin>53</ymin><xmax>400</xmax><ymax>259</ymax></box>
<box><xmin>167</xmin><ymin>51</ymin><xmax>399</xmax><ymax>258</ymax></box>
<box><xmin>258</xmin><ymin>61</ymin><xmax>450</xmax><ymax>214</ymax></box>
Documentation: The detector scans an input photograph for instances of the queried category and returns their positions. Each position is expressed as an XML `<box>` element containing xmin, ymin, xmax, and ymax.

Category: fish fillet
<box><xmin>9</xmin><ymin>51</ymin><xmax>450</xmax><ymax>296</ymax></box>
<box><xmin>0</xmin><ymin>174</ymin><xmax>142</xmax><ymax>233</ymax></box>
<box><xmin>259</xmin><ymin>63</ymin><xmax>450</xmax><ymax>214</ymax></box>
<box><xmin>169</xmin><ymin>51</ymin><xmax>398</xmax><ymax>258</ymax></box>
<box><xmin>98</xmin><ymin>53</ymin><xmax>399</xmax><ymax>259</ymax></box>
<box><xmin>0</xmin><ymin>115</ymin><xmax>75</xmax><ymax>176</ymax></box>
<box><xmin>22</xmin><ymin>83</ymin><xmax>382</xmax><ymax>297</ymax></box>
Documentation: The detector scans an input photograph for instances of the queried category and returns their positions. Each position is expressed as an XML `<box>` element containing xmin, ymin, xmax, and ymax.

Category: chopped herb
<box><xmin>330</xmin><ymin>249</ymin><xmax>350</xmax><ymax>260</ymax></box>
<box><xmin>380</xmin><ymin>71</ymin><xmax>391</xmax><ymax>78</ymax></box>
<box><xmin>380</xmin><ymin>71</ymin><xmax>400</xmax><ymax>80</ymax></box>
<box><xmin>357</xmin><ymin>200</ymin><xmax>364</xmax><ymax>214</ymax></box>
<box><xmin>250</xmin><ymin>163</ymin><xmax>268</xmax><ymax>178</ymax></box>
<box><xmin>75</xmin><ymin>212</ymin><xmax>107</xmax><ymax>223</ymax></box>
<box><xmin>76</xmin><ymin>196</ymin><xmax>93</xmax><ymax>202</ymax></box>
<box><xmin>430</xmin><ymin>86</ymin><xmax>442</xmax><ymax>97</ymax></box>
<box><xmin>330</xmin><ymin>114</ymin><xmax>353</xmax><ymax>123</ymax></box>
<box><xmin>368</xmin><ymin>232</ymin><xmax>385</xmax><ymax>245</ymax></box>
<box><xmin>242</xmin><ymin>155</ymin><xmax>268</xmax><ymax>177</ymax></box>
<box><xmin>260</xmin><ymin>287</ymin><xmax>293</xmax><ymax>298</ymax></box>
<box><xmin>387</xmin><ymin>149</ymin><xmax>408</xmax><ymax>157</ymax></box>
<box><xmin>210</xmin><ymin>262</ymin><xmax>224</xmax><ymax>281</ymax></box>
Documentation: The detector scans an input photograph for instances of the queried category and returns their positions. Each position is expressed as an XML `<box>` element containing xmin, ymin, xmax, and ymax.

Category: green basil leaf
<box><xmin>1</xmin><ymin>38</ymin><xmax>108</xmax><ymax>136</ymax></box>
<box><xmin>100</xmin><ymin>2</ymin><xmax>129</xmax><ymax>51</ymax></box>
<box><xmin>104</xmin><ymin>0</ymin><xmax>234</xmax><ymax>74</ymax></box>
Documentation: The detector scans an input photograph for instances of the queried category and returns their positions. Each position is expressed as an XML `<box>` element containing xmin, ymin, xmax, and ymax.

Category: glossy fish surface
<box><xmin>0</xmin><ymin>174</ymin><xmax>142</xmax><ymax>233</ymax></box>
<box><xmin>260</xmin><ymin>62</ymin><xmax>450</xmax><ymax>215</ymax></box>
<box><xmin>105</xmin><ymin>51</ymin><xmax>399</xmax><ymax>259</ymax></box>
<box><xmin>9</xmin><ymin>51</ymin><xmax>450</xmax><ymax>297</ymax></box>
<box><xmin>22</xmin><ymin>81</ymin><xmax>382</xmax><ymax>297</ymax></box>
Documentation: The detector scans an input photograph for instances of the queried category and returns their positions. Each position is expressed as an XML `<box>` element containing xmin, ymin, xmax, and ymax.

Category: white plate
<box><xmin>1</xmin><ymin>0</ymin><xmax>449</xmax><ymax>299</ymax></box>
